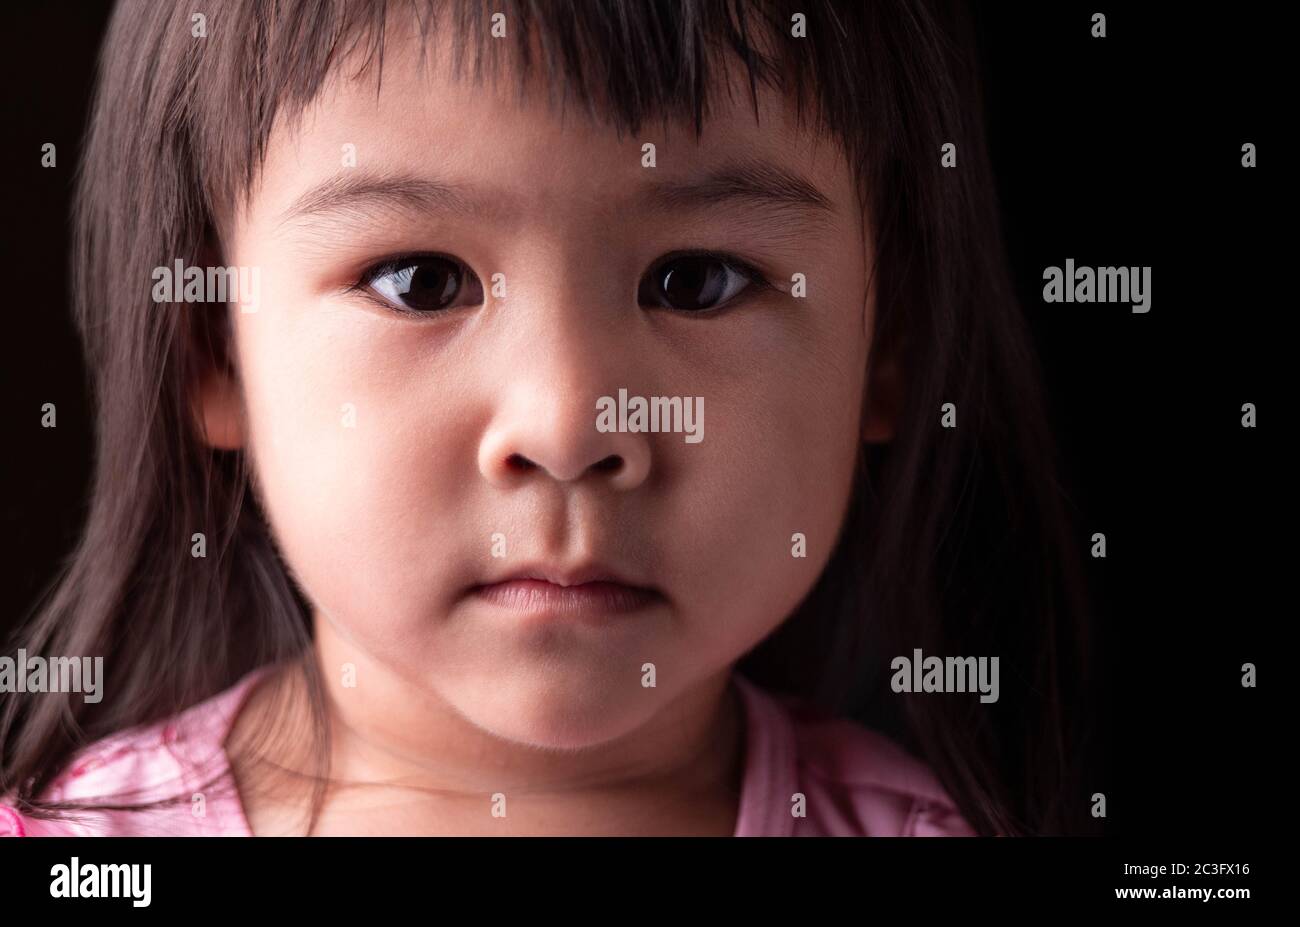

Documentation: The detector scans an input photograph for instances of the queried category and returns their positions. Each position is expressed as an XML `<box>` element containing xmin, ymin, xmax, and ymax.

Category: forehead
<box><xmin>246</xmin><ymin>17</ymin><xmax>855</xmax><ymax>230</ymax></box>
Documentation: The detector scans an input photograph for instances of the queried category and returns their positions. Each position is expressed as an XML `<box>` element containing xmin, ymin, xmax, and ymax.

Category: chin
<box><xmin>452</xmin><ymin>676</ymin><xmax>648</xmax><ymax>752</ymax></box>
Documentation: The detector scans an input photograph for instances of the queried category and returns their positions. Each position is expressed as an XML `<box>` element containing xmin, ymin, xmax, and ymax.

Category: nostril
<box><xmin>500</xmin><ymin>452</ymin><xmax>624</xmax><ymax>480</ymax></box>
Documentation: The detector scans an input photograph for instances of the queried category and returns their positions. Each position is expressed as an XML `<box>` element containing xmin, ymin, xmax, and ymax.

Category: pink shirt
<box><xmin>0</xmin><ymin>667</ymin><xmax>975</xmax><ymax>836</ymax></box>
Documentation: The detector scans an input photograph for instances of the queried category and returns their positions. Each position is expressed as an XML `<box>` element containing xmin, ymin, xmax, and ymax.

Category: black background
<box><xmin>0</xmin><ymin>1</ymin><xmax>1282</xmax><ymax>842</ymax></box>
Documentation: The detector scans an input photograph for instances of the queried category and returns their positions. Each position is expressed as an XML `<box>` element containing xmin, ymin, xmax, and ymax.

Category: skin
<box><xmin>200</xmin><ymin>23</ymin><xmax>899</xmax><ymax>836</ymax></box>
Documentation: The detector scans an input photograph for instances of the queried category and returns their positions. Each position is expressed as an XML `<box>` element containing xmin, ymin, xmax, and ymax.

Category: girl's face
<box><xmin>211</xmin><ymin>27</ymin><xmax>885</xmax><ymax>750</ymax></box>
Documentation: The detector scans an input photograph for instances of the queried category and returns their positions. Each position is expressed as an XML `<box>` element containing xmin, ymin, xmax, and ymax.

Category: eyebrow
<box><xmin>275</xmin><ymin>172</ymin><xmax>501</xmax><ymax>228</ymax></box>
<box><xmin>637</xmin><ymin>158</ymin><xmax>837</xmax><ymax>220</ymax></box>
<box><xmin>274</xmin><ymin>158</ymin><xmax>837</xmax><ymax>231</ymax></box>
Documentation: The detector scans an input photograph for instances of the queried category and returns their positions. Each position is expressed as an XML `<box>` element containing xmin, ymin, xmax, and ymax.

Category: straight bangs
<box><xmin>153</xmin><ymin>0</ymin><xmax>885</xmax><ymax>238</ymax></box>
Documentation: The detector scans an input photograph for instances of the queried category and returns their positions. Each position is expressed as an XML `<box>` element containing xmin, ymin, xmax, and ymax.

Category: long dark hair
<box><xmin>1</xmin><ymin>0</ymin><xmax>1098</xmax><ymax>836</ymax></box>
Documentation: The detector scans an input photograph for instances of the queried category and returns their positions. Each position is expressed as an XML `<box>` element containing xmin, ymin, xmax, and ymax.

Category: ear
<box><xmin>192</xmin><ymin>362</ymin><xmax>246</xmax><ymax>450</ymax></box>
<box><xmin>862</xmin><ymin>342</ymin><xmax>903</xmax><ymax>444</ymax></box>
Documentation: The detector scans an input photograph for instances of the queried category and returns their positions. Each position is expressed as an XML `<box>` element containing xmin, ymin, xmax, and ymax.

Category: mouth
<box><xmin>466</xmin><ymin>564</ymin><xmax>664</xmax><ymax>621</ymax></box>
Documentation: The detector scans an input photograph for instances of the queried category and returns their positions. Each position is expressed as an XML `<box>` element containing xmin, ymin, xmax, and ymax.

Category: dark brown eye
<box><xmin>364</xmin><ymin>255</ymin><xmax>483</xmax><ymax>313</ymax></box>
<box><xmin>639</xmin><ymin>253</ymin><xmax>762</xmax><ymax>312</ymax></box>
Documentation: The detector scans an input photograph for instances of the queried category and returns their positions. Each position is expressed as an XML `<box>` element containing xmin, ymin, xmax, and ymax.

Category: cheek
<box><xmin>234</xmin><ymin>305</ymin><xmax>474</xmax><ymax>636</ymax></box>
<box><xmin>659</xmin><ymin>316</ymin><xmax>868</xmax><ymax>657</ymax></box>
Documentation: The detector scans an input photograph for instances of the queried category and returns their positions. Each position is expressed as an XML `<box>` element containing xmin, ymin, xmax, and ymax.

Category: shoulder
<box><xmin>791</xmin><ymin>712</ymin><xmax>979</xmax><ymax>836</ymax></box>
<box><xmin>732</xmin><ymin>674</ymin><xmax>978</xmax><ymax>837</ymax></box>
<box><xmin>0</xmin><ymin>668</ymin><xmax>269</xmax><ymax>837</ymax></box>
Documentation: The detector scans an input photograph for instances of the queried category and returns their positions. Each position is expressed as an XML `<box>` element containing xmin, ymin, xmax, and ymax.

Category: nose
<box><xmin>478</xmin><ymin>396</ymin><xmax>652</xmax><ymax>491</ymax></box>
<box><xmin>477</xmin><ymin>334</ymin><xmax>652</xmax><ymax>493</ymax></box>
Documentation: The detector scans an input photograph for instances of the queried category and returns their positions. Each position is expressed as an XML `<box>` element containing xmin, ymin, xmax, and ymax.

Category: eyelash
<box><xmin>652</xmin><ymin>249</ymin><xmax>779</xmax><ymax>311</ymax></box>
<box><xmin>347</xmin><ymin>248</ymin><xmax>778</xmax><ymax>317</ymax></box>
<box><xmin>346</xmin><ymin>251</ymin><xmax>472</xmax><ymax>314</ymax></box>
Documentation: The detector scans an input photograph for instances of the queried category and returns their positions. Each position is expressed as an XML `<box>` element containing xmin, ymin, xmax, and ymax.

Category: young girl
<box><xmin>1</xmin><ymin>0</ymin><xmax>1095</xmax><ymax>837</ymax></box>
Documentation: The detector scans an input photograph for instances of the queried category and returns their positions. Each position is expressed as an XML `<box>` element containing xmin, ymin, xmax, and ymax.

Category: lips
<box><xmin>467</xmin><ymin>564</ymin><xmax>663</xmax><ymax>620</ymax></box>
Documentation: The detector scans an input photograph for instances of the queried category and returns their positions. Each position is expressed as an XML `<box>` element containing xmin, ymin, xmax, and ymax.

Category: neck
<box><xmin>231</xmin><ymin>622</ymin><xmax>747</xmax><ymax>836</ymax></box>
